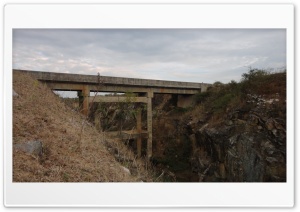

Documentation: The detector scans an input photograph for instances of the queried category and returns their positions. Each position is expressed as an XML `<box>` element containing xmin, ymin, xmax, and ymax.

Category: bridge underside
<box><xmin>45</xmin><ymin>82</ymin><xmax>201</xmax><ymax>95</ymax></box>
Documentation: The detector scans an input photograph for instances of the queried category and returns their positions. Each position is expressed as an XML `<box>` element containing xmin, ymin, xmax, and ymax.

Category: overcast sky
<box><xmin>13</xmin><ymin>29</ymin><xmax>286</xmax><ymax>84</ymax></box>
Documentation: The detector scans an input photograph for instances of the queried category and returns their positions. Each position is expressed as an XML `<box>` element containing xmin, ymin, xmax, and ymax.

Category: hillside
<box><xmin>13</xmin><ymin>72</ymin><xmax>153</xmax><ymax>182</ymax></box>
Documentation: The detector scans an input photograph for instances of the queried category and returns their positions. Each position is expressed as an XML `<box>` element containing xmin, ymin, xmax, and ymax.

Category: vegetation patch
<box><xmin>189</xmin><ymin>68</ymin><xmax>286</xmax><ymax>125</ymax></box>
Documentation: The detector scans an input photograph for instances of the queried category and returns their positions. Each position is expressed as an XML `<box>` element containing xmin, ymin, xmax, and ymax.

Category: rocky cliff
<box><xmin>152</xmin><ymin>70</ymin><xmax>286</xmax><ymax>182</ymax></box>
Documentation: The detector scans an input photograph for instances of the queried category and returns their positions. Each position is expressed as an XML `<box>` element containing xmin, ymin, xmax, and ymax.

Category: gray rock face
<box><xmin>151</xmin><ymin>92</ymin><xmax>286</xmax><ymax>182</ymax></box>
<box><xmin>226</xmin><ymin>133</ymin><xmax>264</xmax><ymax>182</ymax></box>
<box><xmin>190</xmin><ymin>124</ymin><xmax>286</xmax><ymax>182</ymax></box>
<box><xmin>188</xmin><ymin>107</ymin><xmax>286</xmax><ymax>182</ymax></box>
<box><xmin>14</xmin><ymin>140</ymin><xmax>43</xmax><ymax>157</ymax></box>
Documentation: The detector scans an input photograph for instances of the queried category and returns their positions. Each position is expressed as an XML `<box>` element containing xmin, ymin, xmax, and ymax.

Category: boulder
<box><xmin>13</xmin><ymin>90</ymin><xmax>19</xmax><ymax>97</ymax></box>
<box><xmin>265</xmin><ymin>118</ymin><xmax>275</xmax><ymax>131</ymax></box>
<box><xmin>121</xmin><ymin>166</ymin><xmax>131</xmax><ymax>175</ymax></box>
<box><xmin>14</xmin><ymin>140</ymin><xmax>43</xmax><ymax>157</ymax></box>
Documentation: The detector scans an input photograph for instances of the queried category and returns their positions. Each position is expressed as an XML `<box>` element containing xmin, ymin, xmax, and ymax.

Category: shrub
<box><xmin>213</xmin><ymin>81</ymin><xmax>224</xmax><ymax>87</ymax></box>
<box><xmin>212</xmin><ymin>93</ymin><xmax>235</xmax><ymax>111</ymax></box>
<box><xmin>241</xmin><ymin>68</ymin><xmax>269</xmax><ymax>82</ymax></box>
<box><xmin>194</xmin><ymin>92</ymin><xmax>210</xmax><ymax>104</ymax></box>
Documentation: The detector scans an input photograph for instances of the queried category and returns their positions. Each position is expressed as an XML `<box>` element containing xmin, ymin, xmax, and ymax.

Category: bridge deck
<box><xmin>13</xmin><ymin>69</ymin><xmax>211</xmax><ymax>94</ymax></box>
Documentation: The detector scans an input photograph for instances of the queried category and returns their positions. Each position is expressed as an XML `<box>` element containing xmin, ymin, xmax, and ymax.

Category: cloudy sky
<box><xmin>13</xmin><ymin>29</ymin><xmax>286</xmax><ymax>83</ymax></box>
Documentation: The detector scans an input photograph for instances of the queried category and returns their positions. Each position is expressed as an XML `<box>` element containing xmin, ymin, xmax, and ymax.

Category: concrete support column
<box><xmin>78</xmin><ymin>91</ymin><xmax>84</xmax><ymax>110</ymax></box>
<box><xmin>147</xmin><ymin>91</ymin><xmax>153</xmax><ymax>159</ymax></box>
<box><xmin>83</xmin><ymin>85</ymin><xmax>90</xmax><ymax>116</ymax></box>
<box><xmin>137</xmin><ymin>109</ymin><xmax>142</xmax><ymax>158</ymax></box>
<box><xmin>82</xmin><ymin>85</ymin><xmax>90</xmax><ymax>116</ymax></box>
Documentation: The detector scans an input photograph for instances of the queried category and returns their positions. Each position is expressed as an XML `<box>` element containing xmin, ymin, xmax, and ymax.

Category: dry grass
<box><xmin>103</xmin><ymin>132</ymin><xmax>156</xmax><ymax>182</ymax></box>
<box><xmin>13</xmin><ymin>72</ymin><xmax>142</xmax><ymax>182</ymax></box>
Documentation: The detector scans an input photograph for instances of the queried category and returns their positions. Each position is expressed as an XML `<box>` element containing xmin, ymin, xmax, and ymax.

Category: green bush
<box><xmin>213</xmin><ymin>81</ymin><xmax>224</xmax><ymax>87</ymax></box>
<box><xmin>212</xmin><ymin>93</ymin><xmax>235</xmax><ymax>111</ymax></box>
<box><xmin>239</xmin><ymin>68</ymin><xmax>273</xmax><ymax>95</ymax></box>
<box><xmin>186</xmin><ymin>68</ymin><xmax>285</xmax><ymax>124</ymax></box>
<box><xmin>241</xmin><ymin>68</ymin><xmax>269</xmax><ymax>82</ymax></box>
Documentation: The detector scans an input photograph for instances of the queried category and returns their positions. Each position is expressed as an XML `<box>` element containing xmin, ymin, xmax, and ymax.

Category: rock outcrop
<box><xmin>151</xmin><ymin>87</ymin><xmax>286</xmax><ymax>182</ymax></box>
<box><xmin>14</xmin><ymin>140</ymin><xmax>43</xmax><ymax>157</ymax></box>
<box><xmin>187</xmin><ymin>97</ymin><xmax>286</xmax><ymax>182</ymax></box>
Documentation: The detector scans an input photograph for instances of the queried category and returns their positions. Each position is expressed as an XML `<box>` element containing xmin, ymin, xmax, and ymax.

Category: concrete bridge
<box><xmin>14</xmin><ymin>69</ymin><xmax>211</xmax><ymax>159</ymax></box>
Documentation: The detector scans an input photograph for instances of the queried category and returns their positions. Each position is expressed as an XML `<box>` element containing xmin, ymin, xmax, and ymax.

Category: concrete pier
<box><xmin>82</xmin><ymin>85</ymin><xmax>90</xmax><ymax>116</ymax></box>
<box><xmin>136</xmin><ymin>109</ymin><xmax>142</xmax><ymax>158</ymax></box>
<box><xmin>147</xmin><ymin>91</ymin><xmax>153</xmax><ymax>159</ymax></box>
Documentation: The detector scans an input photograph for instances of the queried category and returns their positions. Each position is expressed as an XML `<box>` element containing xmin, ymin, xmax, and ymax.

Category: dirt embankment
<box><xmin>13</xmin><ymin>72</ymin><xmax>152</xmax><ymax>182</ymax></box>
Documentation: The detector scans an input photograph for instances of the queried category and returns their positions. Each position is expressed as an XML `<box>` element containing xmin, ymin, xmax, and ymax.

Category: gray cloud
<box><xmin>13</xmin><ymin>29</ymin><xmax>286</xmax><ymax>83</ymax></box>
